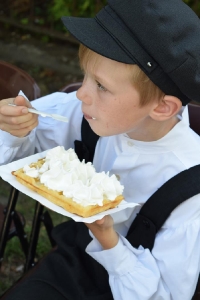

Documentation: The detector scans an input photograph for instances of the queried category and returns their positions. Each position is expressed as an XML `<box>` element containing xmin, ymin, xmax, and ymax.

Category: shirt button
<box><xmin>127</xmin><ymin>141</ymin><xmax>134</xmax><ymax>147</ymax></box>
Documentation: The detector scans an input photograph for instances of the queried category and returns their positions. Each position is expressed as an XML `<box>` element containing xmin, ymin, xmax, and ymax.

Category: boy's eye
<box><xmin>96</xmin><ymin>81</ymin><xmax>107</xmax><ymax>91</ymax></box>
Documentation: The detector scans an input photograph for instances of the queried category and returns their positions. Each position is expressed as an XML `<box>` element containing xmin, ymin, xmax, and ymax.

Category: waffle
<box><xmin>12</xmin><ymin>158</ymin><xmax>124</xmax><ymax>218</ymax></box>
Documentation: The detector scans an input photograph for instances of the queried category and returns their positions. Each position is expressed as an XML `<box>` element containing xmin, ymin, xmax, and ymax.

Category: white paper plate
<box><xmin>0</xmin><ymin>151</ymin><xmax>139</xmax><ymax>223</ymax></box>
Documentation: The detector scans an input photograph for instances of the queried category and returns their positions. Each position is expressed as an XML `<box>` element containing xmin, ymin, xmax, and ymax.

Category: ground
<box><xmin>0</xmin><ymin>25</ymin><xmax>83</xmax><ymax>96</ymax></box>
<box><xmin>0</xmin><ymin>24</ymin><xmax>84</xmax><ymax>296</ymax></box>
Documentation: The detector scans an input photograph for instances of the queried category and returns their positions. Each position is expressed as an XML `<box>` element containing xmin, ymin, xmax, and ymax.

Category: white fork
<box><xmin>8</xmin><ymin>104</ymin><xmax>68</xmax><ymax>123</ymax></box>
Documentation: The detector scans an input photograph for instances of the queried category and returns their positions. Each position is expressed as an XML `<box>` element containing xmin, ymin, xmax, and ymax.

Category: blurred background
<box><xmin>0</xmin><ymin>0</ymin><xmax>199</xmax><ymax>296</ymax></box>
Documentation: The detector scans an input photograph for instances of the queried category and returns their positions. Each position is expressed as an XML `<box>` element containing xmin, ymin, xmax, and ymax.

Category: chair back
<box><xmin>188</xmin><ymin>103</ymin><xmax>200</xmax><ymax>136</ymax></box>
<box><xmin>60</xmin><ymin>82</ymin><xmax>82</xmax><ymax>94</ymax></box>
<box><xmin>0</xmin><ymin>61</ymin><xmax>40</xmax><ymax>101</ymax></box>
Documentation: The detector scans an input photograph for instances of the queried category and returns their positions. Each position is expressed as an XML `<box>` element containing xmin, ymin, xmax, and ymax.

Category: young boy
<box><xmin>0</xmin><ymin>0</ymin><xmax>200</xmax><ymax>299</ymax></box>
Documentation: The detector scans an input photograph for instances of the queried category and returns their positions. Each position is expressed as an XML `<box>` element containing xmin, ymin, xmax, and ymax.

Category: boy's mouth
<box><xmin>83</xmin><ymin>113</ymin><xmax>96</xmax><ymax>120</ymax></box>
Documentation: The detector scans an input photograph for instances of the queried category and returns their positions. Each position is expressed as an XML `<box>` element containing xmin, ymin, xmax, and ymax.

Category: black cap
<box><xmin>61</xmin><ymin>0</ymin><xmax>200</xmax><ymax>105</ymax></box>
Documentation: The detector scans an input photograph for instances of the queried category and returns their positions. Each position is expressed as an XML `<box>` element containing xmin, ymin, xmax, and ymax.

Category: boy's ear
<box><xmin>150</xmin><ymin>95</ymin><xmax>182</xmax><ymax>121</ymax></box>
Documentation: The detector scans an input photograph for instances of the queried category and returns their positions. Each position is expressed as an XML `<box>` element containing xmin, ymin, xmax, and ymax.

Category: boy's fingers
<box><xmin>0</xmin><ymin>96</ymin><xmax>38</xmax><ymax>138</ymax></box>
<box><xmin>0</xmin><ymin>118</ymin><xmax>38</xmax><ymax>137</ymax></box>
<box><xmin>14</xmin><ymin>95</ymin><xmax>32</xmax><ymax>108</ymax></box>
<box><xmin>0</xmin><ymin>96</ymin><xmax>31</xmax><ymax>116</ymax></box>
<box><xmin>0</xmin><ymin>98</ymin><xmax>15</xmax><ymax>107</ymax></box>
<box><xmin>95</xmin><ymin>218</ymin><xmax>105</xmax><ymax>225</ymax></box>
<box><xmin>0</xmin><ymin>103</ymin><xmax>28</xmax><ymax>116</ymax></box>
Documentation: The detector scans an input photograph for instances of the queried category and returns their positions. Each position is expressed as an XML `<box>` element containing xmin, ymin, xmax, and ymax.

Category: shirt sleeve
<box><xmin>86</xmin><ymin>198</ymin><xmax>200</xmax><ymax>300</ymax></box>
<box><xmin>0</xmin><ymin>91</ymin><xmax>82</xmax><ymax>165</ymax></box>
<box><xmin>0</xmin><ymin>128</ymin><xmax>37</xmax><ymax>165</ymax></box>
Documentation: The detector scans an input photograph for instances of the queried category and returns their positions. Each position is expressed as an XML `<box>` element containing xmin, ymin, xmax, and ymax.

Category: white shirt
<box><xmin>0</xmin><ymin>91</ymin><xmax>200</xmax><ymax>300</ymax></box>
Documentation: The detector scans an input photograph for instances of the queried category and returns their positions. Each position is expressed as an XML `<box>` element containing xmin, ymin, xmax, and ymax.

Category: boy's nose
<box><xmin>76</xmin><ymin>83</ymin><xmax>92</xmax><ymax>105</ymax></box>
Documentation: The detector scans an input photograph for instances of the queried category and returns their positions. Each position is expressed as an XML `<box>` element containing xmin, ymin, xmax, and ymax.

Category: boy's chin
<box><xmin>89</xmin><ymin>123</ymin><xmax>121</xmax><ymax>137</ymax></box>
<box><xmin>93</xmin><ymin>130</ymin><xmax>117</xmax><ymax>138</ymax></box>
<box><xmin>91</xmin><ymin>127</ymin><xmax>109</xmax><ymax>137</ymax></box>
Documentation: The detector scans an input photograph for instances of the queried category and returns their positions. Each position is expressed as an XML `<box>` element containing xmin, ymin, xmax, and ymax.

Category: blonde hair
<box><xmin>79</xmin><ymin>44</ymin><xmax>164</xmax><ymax>106</ymax></box>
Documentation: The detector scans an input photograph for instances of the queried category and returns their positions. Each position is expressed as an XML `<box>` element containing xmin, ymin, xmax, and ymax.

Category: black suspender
<box><xmin>126</xmin><ymin>165</ymin><xmax>200</xmax><ymax>250</ymax></box>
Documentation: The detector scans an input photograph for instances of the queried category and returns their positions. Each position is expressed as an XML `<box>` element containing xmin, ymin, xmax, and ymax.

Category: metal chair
<box><xmin>188</xmin><ymin>103</ymin><xmax>200</xmax><ymax>136</ymax></box>
<box><xmin>0</xmin><ymin>81</ymin><xmax>82</xmax><ymax>299</ymax></box>
<box><xmin>0</xmin><ymin>61</ymin><xmax>55</xmax><ymax>272</ymax></box>
<box><xmin>0</xmin><ymin>78</ymin><xmax>82</xmax><ymax>272</ymax></box>
<box><xmin>60</xmin><ymin>81</ymin><xmax>82</xmax><ymax>93</ymax></box>
<box><xmin>0</xmin><ymin>60</ymin><xmax>40</xmax><ymax>100</ymax></box>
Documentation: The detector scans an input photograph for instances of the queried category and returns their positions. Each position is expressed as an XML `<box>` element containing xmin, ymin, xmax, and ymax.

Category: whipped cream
<box><xmin>23</xmin><ymin>146</ymin><xmax>124</xmax><ymax>206</ymax></box>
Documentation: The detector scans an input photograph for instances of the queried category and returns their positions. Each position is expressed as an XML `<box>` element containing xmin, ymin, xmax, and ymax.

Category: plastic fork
<box><xmin>8</xmin><ymin>104</ymin><xmax>68</xmax><ymax>123</ymax></box>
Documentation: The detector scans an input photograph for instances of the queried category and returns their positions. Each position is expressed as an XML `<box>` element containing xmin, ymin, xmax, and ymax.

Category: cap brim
<box><xmin>61</xmin><ymin>16</ymin><xmax>134</xmax><ymax>64</ymax></box>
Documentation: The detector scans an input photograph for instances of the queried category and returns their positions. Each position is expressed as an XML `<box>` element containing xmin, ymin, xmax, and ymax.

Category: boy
<box><xmin>0</xmin><ymin>0</ymin><xmax>200</xmax><ymax>299</ymax></box>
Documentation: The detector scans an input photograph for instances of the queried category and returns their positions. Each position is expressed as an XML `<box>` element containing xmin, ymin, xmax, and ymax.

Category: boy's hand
<box><xmin>85</xmin><ymin>215</ymin><xmax>119</xmax><ymax>250</ymax></box>
<box><xmin>0</xmin><ymin>95</ymin><xmax>38</xmax><ymax>137</ymax></box>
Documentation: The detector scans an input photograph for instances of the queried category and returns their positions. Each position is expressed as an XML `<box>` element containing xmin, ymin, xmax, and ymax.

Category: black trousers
<box><xmin>3</xmin><ymin>220</ymin><xmax>113</xmax><ymax>300</ymax></box>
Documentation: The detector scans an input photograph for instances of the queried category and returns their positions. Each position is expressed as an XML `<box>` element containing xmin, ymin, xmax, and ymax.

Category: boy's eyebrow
<box><xmin>94</xmin><ymin>74</ymin><xmax>107</xmax><ymax>85</ymax></box>
<box><xmin>93</xmin><ymin>73</ymin><xmax>114</xmax><ymax>88</ymax></box>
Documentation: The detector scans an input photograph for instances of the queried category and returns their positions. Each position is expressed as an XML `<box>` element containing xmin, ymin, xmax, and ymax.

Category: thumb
<box><xmin>14</xmin><ymin>95</ymin><xmax>32</xmax><ymax>108</ymax></box>
<box><xmin>96</xmin><ymin>217</ymin><xmax>105</xmax><ymax>225</ymax></box>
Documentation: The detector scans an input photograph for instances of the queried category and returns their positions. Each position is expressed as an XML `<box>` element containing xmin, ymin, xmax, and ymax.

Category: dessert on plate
<box><xmin>12</xmin><ymin>146</ymin><xmax>124</xmax><ymax>217</ymax></box>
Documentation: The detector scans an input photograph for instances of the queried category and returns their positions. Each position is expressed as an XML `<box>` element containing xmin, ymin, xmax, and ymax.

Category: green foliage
<box><xmin>184</xmin><ymin>0</ymin><xmax>200</xmax><ymax>16</ymax></box>
<box><xmin>4</xmin><ymin>237</ymin><xmax>24</xmax><ymax>260</ymax></box>
<box><xmin>2</xmin><ymin>0</ymin><xmax>200</xmax><ymax>36</ymax></box>
<box><xmin>0</xmin><ymin>279</ymin><xmax>17</xmax><ymax>297</ymax></box>
<box><xmin>49</xmin><ymin>0</ymin><xmax>107</xmax><ymax>21</ymax></box>
<box><xmin>48</xmin><ymin>0</ymin><xmax>71</xmax><ymax>21</ymax></box>
<box><xmin>47</xmin><ymin>0</ymin><xmax>107</xmax><ymax>32</ymax></box>
<box><xmin>41</xmin><ymin>35</ymin><xmax>50</xmax><ymax>43</ymax></box>
<box><xmin>20</xmin><ymin>18</ymin><xmax>29</xmax><ymax>25</ymax></box>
